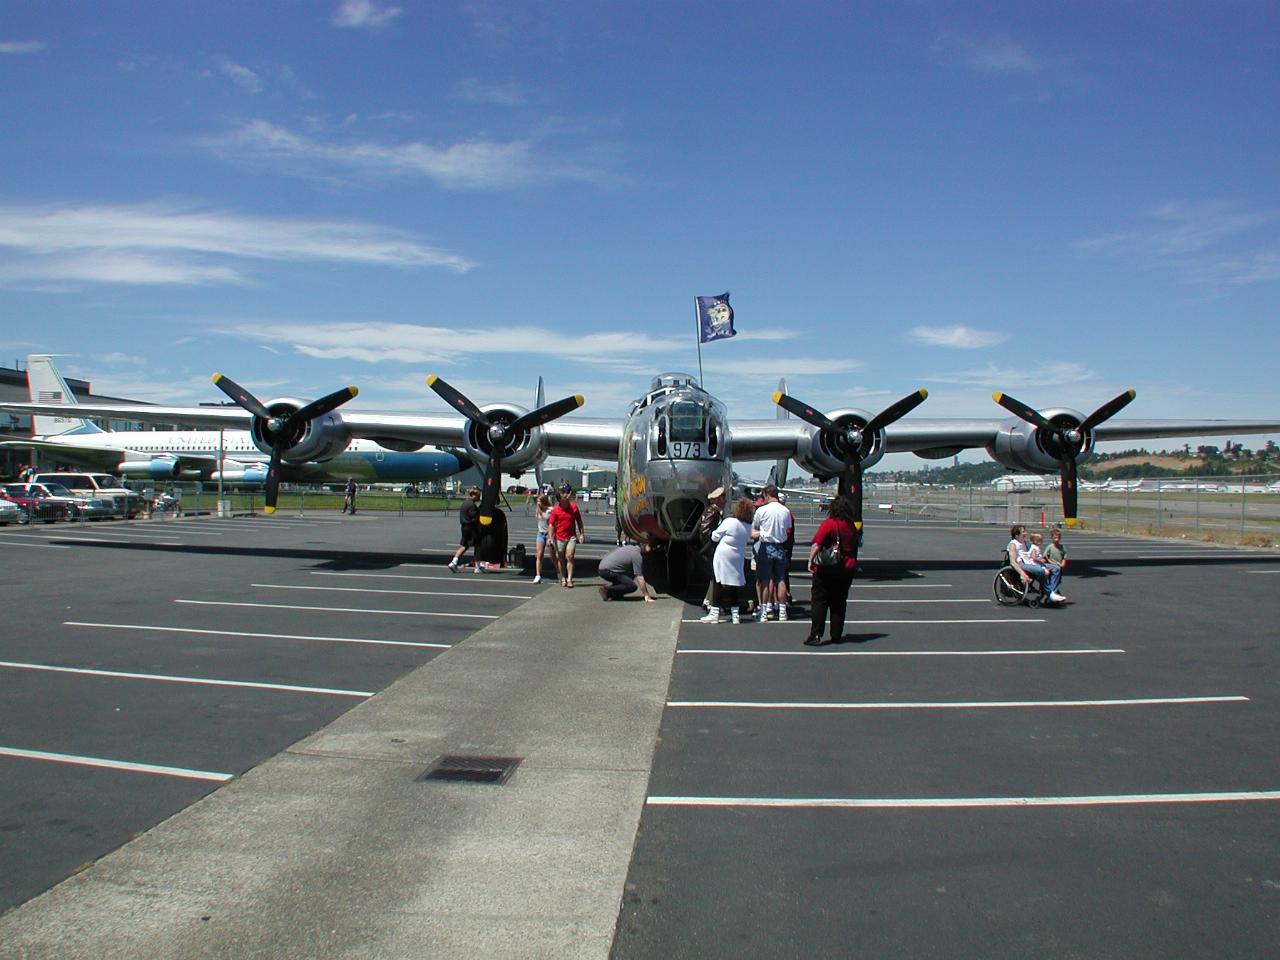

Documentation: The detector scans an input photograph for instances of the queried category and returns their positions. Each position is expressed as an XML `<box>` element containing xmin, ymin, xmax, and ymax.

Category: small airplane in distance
<box><xmin>4</xmin><ymin>361</ymin><xmax>1279</xmax><ymax>557</ymax></box>
<box><xmin>0</xmin><ymin>356</ymin><xmax>470</xmax><ymax>499</ymax></box>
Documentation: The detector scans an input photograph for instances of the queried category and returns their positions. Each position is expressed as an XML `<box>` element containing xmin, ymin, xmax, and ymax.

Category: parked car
<box><xmin>26</xmin><ymin>482</ymin><xmax>117</xmax><ymax>520</ymax></box>
<box><xmin>30</xmin><ymin>472</ymin><xmax>144</xmax><ymax>518</ymax></box>
<box><xmin>0</xmin><ymin>496</ymin><xmax>25</xmax><ymax>525</ymax></box>
<box><xmin>0</xmin><ymin>484</ymin><xmax>75</xmax><ymax>523</ymax></box>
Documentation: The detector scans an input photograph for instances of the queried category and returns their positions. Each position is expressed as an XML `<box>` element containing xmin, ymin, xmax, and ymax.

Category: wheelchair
<box><xmin>993</xmin><ymin>557</ymin><xmax>1046</xmax><ymax>607</ymax></box>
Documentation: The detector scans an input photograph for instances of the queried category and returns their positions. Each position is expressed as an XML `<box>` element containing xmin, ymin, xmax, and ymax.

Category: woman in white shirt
<box><xmin>701</xmin><ymin>497</ymin><xmax>756</xmax><ymax>624</ymax></box>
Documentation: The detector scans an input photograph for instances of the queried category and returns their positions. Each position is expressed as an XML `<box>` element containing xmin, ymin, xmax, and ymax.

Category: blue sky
<box><xmin>2</xmin><ymin>1</ymin><xmax>1277</xmax><ymax>471</ymax></box>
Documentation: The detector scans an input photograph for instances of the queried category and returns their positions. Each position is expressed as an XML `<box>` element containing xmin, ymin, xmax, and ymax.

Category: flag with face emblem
<box><xmin>695</xmin><ymin>293</ymin><xmax>735</xmax><ymax>343</ymax></box>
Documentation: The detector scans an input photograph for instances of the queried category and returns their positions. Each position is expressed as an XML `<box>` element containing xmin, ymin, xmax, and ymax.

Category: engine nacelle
<box><xmin>251</xmin><ymin>398</ymin><xmax>352</xmax><ymax>462</ymax></box>
<box><xmin>118</xmin><ymin>456</ymin><xmax>194</xmax><ymax>480</ymax></box>
<box><xmin>987</xmin><ymin>409</ymin><xmax>1096</xmax><ymax>473</ymax></box>
<box><xmin>790</xmin><ymin>407</ymin><xmax>888</xmax><ymax>480</ymax></box>
<box><xmin>459</xmin><ymin>402</ymin><xmax>548</xmax><ymax>474</ymax></box>
<box><xmin>210</xmin><ymin>463</ymin><xmax>268</xmax><ymax>485</ymax></box>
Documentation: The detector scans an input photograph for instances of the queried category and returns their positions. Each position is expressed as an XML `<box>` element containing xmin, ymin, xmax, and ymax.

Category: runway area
<box><xmin>1</xmin><ymin>509</ymin><xmax>1277</xmax><ymax>957</ymax></box>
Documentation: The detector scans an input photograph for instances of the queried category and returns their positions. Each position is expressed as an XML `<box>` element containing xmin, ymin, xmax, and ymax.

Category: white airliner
<box><xmin>0</xmin><ymin>355</ymin><xmax>468</xmax><ymax>488</ymax></box>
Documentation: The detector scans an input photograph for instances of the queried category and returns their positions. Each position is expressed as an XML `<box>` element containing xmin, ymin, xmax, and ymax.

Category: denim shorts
<box><xmin>756</xmin><ymin>542</ymin><xmax>788</xmax><ymax>583</ymax></box>
<box><xmin>536</xmin><ymin>531</ymin><xmax>548</xmax><ymax>545</ymax></box>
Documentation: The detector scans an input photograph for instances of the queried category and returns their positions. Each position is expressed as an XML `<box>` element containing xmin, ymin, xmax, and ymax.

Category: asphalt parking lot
<box><xmin>2</xmin><ymin>510</ymin><xmax>1277</xmax><ymax>958</ymax></box>
<box><xmin>613</xmin><ymin>520</ymin><xmax>1280</xmax><ymax>959</ymax></box>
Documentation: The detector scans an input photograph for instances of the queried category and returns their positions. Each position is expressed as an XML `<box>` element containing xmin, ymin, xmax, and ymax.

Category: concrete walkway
<box><xmin>0</xmin><ymin>587</ymin><xmax>682</xmax><ymax>959</ymax></box>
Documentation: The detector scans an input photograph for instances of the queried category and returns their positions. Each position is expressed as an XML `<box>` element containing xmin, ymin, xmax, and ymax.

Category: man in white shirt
<box><xmin>752</xmin><ymin>485</ymin><xmax>794</xmax><ymax>621</ymax></box>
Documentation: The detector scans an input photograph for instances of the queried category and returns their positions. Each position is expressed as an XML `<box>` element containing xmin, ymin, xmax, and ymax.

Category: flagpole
<box><xmin>694</xmin><ymin>297</ymin><xmax>704</xmax><ymax>388</ymax></box>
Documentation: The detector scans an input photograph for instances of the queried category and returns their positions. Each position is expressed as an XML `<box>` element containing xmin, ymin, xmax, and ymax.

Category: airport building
<box><xmin>0</xmin><ymin>359</ymin><xmax>155</xmax><ymax>479</ymax></box>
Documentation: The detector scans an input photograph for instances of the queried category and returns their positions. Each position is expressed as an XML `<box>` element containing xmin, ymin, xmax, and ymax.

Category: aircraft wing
<box><xmin>0</xmin><ymin>401</ymin><xmax>252</xmax><ymax>430</ymax></box>
<box><xmin>0</xmin><ymin>437</ymin><xmax>125</xmax><ymax>469</ymax></box>
<box><xmin>725</xmin><ymin>416</ymin><xmax>1280</xmax><ymax>463</ymax></box>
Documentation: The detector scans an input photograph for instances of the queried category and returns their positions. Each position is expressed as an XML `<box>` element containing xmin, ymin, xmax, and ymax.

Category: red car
<box><xmin>1</xmin><ymin>484</ymin><xmax>76</xmax><ymax>523</ymax></box>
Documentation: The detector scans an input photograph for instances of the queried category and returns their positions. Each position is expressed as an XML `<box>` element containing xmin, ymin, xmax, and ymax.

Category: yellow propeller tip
<box><xmin>479</xmin><ymin>515</ymin><xmax>493</xmax><ymax>526</ymax></box>
<box><xmin>348</xmin><ymin>386</ymin><xmax>359</xmax><ymax>397</ymax></box>
<box><xmin>426</xmin><ymin>374</ymin><xmax>438</xmax><ymax>386</ymax></box>
<box><xmin>1064</xmin><ymin>517</ymin><xmax>1078</xmax><ymax>527</ymax></box>
<box><xmin>212</xmin><ymin>373</ymin><xmax>223</xmax><ymax>383</ymax></box>
<box><xmin>854</xmin><ymin>521</ymin><xmax>864</xmax><ymax>530</ymax></box>
<box><xmin>574</xmin><ymin>395</ymin><xmax>585</xmax><ymax>406</ymax></box>
<box><xmin>919</xmin><ymin>388</ymin><xmax>929</xmax><ymax>399</ymax></box>
<box><xmin>771</xmin><ymin>391</ymin><xmax>783</xmax><ymax>404</ymax></box>
<box><xmin>992</xmin><ymin>391</ymin><xmax>1003</xmax><ymax>402</ymax></box>
<box><xmin>1127</xmin><ymin>389</ymin><xmax>1137</xmax><ymax>399</ymax></box>
<box><xmin>264</xmin><ymin>505</ymin><xmax>276</xmax><ymax>515</ymax></box>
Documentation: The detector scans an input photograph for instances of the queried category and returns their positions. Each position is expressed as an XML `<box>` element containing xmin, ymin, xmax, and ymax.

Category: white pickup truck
<box><xmin>32</xmin><ymin>472</ymin><xmax>145</xmax><ymax>518</ymax></box>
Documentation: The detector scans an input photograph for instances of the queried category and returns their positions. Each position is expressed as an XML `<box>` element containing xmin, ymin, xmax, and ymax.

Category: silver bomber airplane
<box><xmin>3</xmin><ymin>367</ymin><xmax>1279</xmax><ymax>540</ymax></box>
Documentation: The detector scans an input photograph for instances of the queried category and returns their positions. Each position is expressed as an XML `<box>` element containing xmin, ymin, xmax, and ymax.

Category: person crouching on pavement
<box><xmin>597</xmin><ymin>542</ymin><xmax>655</xmax><ymax>602</ymax></box>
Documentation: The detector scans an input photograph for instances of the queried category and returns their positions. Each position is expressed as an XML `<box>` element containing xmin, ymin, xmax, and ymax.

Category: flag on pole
<box><xmin>695</xmin><ymin>293</ymin><xmax>736</xmax><ymax>343</ymax></box>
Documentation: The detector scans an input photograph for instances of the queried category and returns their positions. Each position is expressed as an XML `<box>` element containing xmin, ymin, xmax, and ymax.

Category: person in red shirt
<box><xmin>805</xmin><ymin>494</ymin><xmax>859</xmax><ymax>645</ymax></box>
<box><xmin>548</xmin><ymin>485</ymin><xmax>586</xmax><ymax>587</ymax></box>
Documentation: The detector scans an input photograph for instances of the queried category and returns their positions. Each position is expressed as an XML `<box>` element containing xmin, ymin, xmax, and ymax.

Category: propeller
<box><xmin>426</xmin><ymin>374</ymin><xmax>584</xmax><ymax>525</ymax></box>
<box><xmin>772</xmin><ymin>388</ymin><xmax>929</xmax><ymax>529</ymax></box>
<box><xmin>992</xmin><ymin>389</ymin><xmax>1136</xmax><ymax>526</ymax></box>
<box><xmin>212</xmin><ymin>372</ymin><xmax>358</xmax><ymax>515</ymax></box>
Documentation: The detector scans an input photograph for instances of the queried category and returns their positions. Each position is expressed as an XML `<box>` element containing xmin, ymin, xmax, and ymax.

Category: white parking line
<box><xmin>251</xmin><ymin>583</ymin><xmax>532</xmax><ymax>600</ymax></box>
<box><xmin>646</xmin><ymin>790</ymin><xmax>1280</xmax><ymax>809</ymax></box>
<box><xmin>310</xmin><ymin>571</ymin><xmax>530</xmax><ymax>585</ymax></box>
<box><xmin>0</xmin><ymin>535</ymin><xmax>69</xmax><ymax>549</ymax></box>
<box><xmin>174</xmin><ymin>599</ymin><xmax>497</xmax><ymax>620</ymax></box>
<box><xmin>66</xmin><ymin>621</ymin><xmax>451</xmax><ymax>649</ymax></box>
<box><xmin>1245</xmin><ymin>570</ymin><xmax>1280</xmax><ymax>574</ymax></box>
<box><xmin>678</xmin><ymin>648</ymin><xmax>1124</xmax><ymax>657</ymax></box>
<box><xmin>666</xmin><ymin>696</ymin><xmax>1247</xmax><ymax>710</ymax></box>
<box><xmin>0</xmin><ymin>660</ymin><xmax>372</xmax><ymax>697</ymax></box>
<box><xmin>0</xmin><ymin>745</ymin><xmax>232</xmax><ymax>782</ymax></box>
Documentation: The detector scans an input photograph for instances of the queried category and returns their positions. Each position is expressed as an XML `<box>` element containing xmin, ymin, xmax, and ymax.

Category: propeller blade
<box><xmin>510</xmin><ymin>394</ymin><xmax>585</xmax><ymax>433</ymax></box>
<box><xmin>263</xmin><ymin>446</ymin><xmax>284</xmax><ymax>516</ymax></box>
<box><xmin>478</xmin><ymin>455</ymin><xmax>501</xmax><ymax>526</ymax></box>
<box><xmin>1060</xmin><ymin>456</ymin><xmax>1079</xmax><ymax>527</ymax></box>
<box><xmin>850</xmin><ymin>456</ymin><xmax>864</xmax><ymax>531</ymax></box>
<box><xmin>426</xmin><ymin>374</ymin><xmax>490</xmax><ymax>426</ymax></box>
<box><xmin>292</xmin><ymin>385</ymin><xmax>358</xmax><ymax>424</ymax></box>
<box><xmin>212</xmin><ymin>373</ymin><xmax>272</xmax><ymax>420</ymax></box>
<box><xmin>772</xmin><ymin>391</ymin><xmax>836</xmax><ymax>432</ymax></box>
<box><xmin>992</xmin><ymin>392</ymin><xmax>1055</xmax><ymax>432</ymax></box>
<box><xmin>1080</xmin><ymin>389</ymin><xmax>1137</xmax><ymax>432</ymax></box>
<box><xmin>865</xmin><ymin>388</ymin><xmax>929</xmax><ymax>434</ymax></box>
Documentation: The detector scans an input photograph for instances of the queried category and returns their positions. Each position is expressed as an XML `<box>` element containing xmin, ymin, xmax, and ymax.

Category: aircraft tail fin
<box><xmin>26</xmin><ymin>355</ymin><xmax>105</xmax><ymax>438</ymax></box>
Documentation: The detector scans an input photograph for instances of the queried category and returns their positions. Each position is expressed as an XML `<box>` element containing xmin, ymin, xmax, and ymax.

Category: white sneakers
<box><xmin>699</xmin><ymin>608</ymin><xmax>721</xmax><ymax>623</ymax></box>
<box><xmin>447</xmin><ymin>559</ymin><xmax>459</xmax><ymax>574</ymax></box>
<box><xmin>1049</xmin><ymin>592</ymin><xmax>1067</xmax><ymax>603</ymax></box>
<box><xmin>532</xmin><ymin>575</ymin><xmax>542</xmax><ymax>584</ymax></box>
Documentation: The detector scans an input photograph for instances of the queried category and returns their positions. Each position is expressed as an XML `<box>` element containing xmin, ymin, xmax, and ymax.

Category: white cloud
<box><xmin>1076</xmin><ymin>200</ymin><xmax>1280</xmax><ymax>287</ymax></box>
<box><xmin>908</xmin><ymin>325</ymin><xmax>1008</xmax><ymax>349</ymax></box>
<box><xmin>217</xmin><ymin>59</ymin><xmax>264</xmax><ymax>94</ymax></box>
<box><xmin>0</xmin><ymin>201</ymin><xmax>474</xmax><ymax>288</ymax></box>
<box><xmin>932</xmin><ymin>32</ymin><xmax>1046</xmax><ymax>74</ymax></box>
<box><xmin>454</xmin><ymin>78</ymin><xmax>528</xmax><ymax>107</ymax></box>
<box><xmin>0</xmin><ymin>41</ymin><xmax>45</xmax><ymax>55</ymax></box>
<box><xmin>331</xmin><ymin>0</ymin><xmax>402</xmax><ymax>30</ymax></box>
<box><xmin>208</xmin><ymin>119</ymin><xmax>618</xmax><ymax>190</ymax></box>
<box><xmin>928</xmin><ymin>361</ymin><xmax>1095</xmax><ymax>389</ymax></box>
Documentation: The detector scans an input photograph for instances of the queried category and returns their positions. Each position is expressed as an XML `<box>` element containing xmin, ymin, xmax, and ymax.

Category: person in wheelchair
<box><xmin>1007</xmin><ymin>524</ymin><xmax>1066</xmax><ymax>604</ymax></box>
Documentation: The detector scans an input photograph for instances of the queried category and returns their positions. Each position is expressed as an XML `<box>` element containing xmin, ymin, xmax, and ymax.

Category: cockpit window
<box><xmin>668</xmin><ymin>401</ymin><xmax>706</xmax><ymax>442</ymax></box>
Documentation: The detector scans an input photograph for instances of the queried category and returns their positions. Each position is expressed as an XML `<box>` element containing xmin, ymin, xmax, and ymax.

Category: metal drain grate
<box><xmin>418</xmin><ymin>755</ymin><xmax>522</xmax><ymax>785</ymax></box>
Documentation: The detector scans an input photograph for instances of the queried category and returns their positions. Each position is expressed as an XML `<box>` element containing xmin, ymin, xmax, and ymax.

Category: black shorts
<box><xmin>459</xmin><ymin>525</ymin><xmax>479</xmax><ymax>547</ymax></box>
